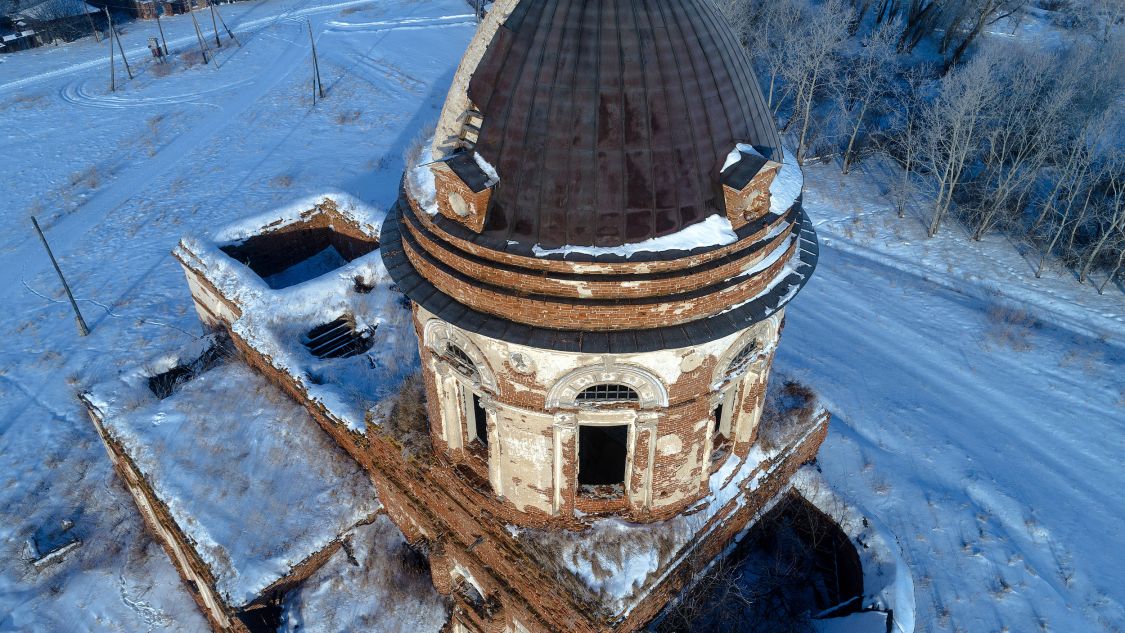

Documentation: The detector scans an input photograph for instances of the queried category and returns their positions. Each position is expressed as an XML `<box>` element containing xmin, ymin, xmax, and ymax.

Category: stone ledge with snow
<box><xmin>80</xmin><ymin>341</ymin><xmax>382</xmax><ymax>632</ymax></box>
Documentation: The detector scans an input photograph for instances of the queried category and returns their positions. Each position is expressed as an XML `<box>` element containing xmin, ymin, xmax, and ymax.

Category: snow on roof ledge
<box><xmin>211</xmin><ymin>192</ymin><xmax>384</xmax><ymax>245</ymax></box>
<box><xmin>83</xmin><ymin>358</ymin><xmax>381</xmax><ymax>608</ymax></box>
<box><xmin>173</xmin><ymin>193</ymin><xmax>416</xmax><ymax>434</ymax></box>
<box><xmin>531</xmin><ymin>214</ymin><xmax>739</xmax><ymax>259</ymax></box>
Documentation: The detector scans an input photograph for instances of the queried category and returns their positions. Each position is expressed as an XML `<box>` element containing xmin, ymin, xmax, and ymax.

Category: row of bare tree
<box><xmin>717</xmin><ymin>0</ymin><xmax>1125</xmax><ymax>292</ymax></box>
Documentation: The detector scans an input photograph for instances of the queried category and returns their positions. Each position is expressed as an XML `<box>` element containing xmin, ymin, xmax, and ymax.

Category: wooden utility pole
<box><xmin>208</xmin><ymin>3</ymin><xmax>221</xmax><ymax>48</ymax></box>
<box><xmin>106</xmin><ymin>9</ymin><xmax>132</xmax><ymax>79</ymax></box>
<box><xmin>31</xmin><ymin>217</ymin><xmax>90</xmax><ymax>337</ymax></box>
<box><xmin>307</xmin><ymin>20</ymin><xmax>324</xmax><ymax>103</ymax></box>
<box><xmin>154</xmin><ymin>6</ymin><xmax>169</xmax><ymax>56</ymax></box>
<box><xmin>189</xmin><ymin>8</ymin><xmax>210</xmax><ymax>64</ymax></box>
<box><xmin>212</xmin><ymin>3</ymin><xmax>239</xmax><ymax>46</ymax></box>
<box><xmin>84</xmin><ymin>8</ymin><xmax>101</xmax><ymax>43</ymax></box>
<box><xmin>106</xmin><ymin>8</ymin><xmax>115</xmax><ymax>92</ymax></box>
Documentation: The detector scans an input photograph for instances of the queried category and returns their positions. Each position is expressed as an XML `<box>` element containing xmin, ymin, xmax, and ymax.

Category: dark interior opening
<box><xmin>713</xmin><ymin>403</ymin><xmax>724</xmax><ymax>435</ymax></box>
<box><xmin>578</xmin><ymin>425</ymin><xmax>628</xmax><ymax>487</ymax></box>
<box><xmin>148</xmin><ymin>337</ymin><xmax>229</xmax><ymax>399</ymax></box>
<box><xmin>576</xmin><ymin>383</ymin><xmax>639</xmax><ymax>404</ymax></box>
<box><xmin>652</xmin><ymin>491</ymin><xmax>866</xmax><ymax>632</ymax></box>
<box><xmin>473</xmin><ymin>394</ymin><xmax>488</xmax><ymax>446</ymax></box>
<box><xmin>237</xmin><ymin>599</ymin><xmax>283</xmax><ymax>633</ymax></box>
<box><xmin>220</xmin><ymin>223</ymin><xmax>378</xmax><ymax>290</ymax></box>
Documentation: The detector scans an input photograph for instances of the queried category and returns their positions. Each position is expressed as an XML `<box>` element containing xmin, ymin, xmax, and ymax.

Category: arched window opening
<box><xmin>578</xmin><ymin>425</ymin><xmax>628</xmax><ymax>494</ymax></box>
<box><xmin>575</xmin><ymin>383</ymin><xmax>639</xmax><ymax>405</ymax></box>
<box><xmin>445</xmin><ymin>344</ymin><xmax>479</xmax><ymax>380</ymax></box>
<box><xmin>727</xmin><ymin>341</ymin><xmax>759</xmax><ymax>377</ymax></box>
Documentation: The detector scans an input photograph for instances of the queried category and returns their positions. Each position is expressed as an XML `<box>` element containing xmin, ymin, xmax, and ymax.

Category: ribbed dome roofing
<box><xmin>466</xmin><ymin>0</ymin><xmax>782</xmax><ymax>249</ymax></box>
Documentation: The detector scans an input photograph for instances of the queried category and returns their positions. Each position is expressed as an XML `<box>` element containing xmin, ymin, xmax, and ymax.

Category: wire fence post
<box><xmin>31</xmin><ymin>217</ymin><xmax>90</xmax><ymax>337</ymax></box>
<box><xmin>189</xmin><ymin>7</ymin><xmax>210</xmax><ymax>64</ymax></box>
<box><xmin>307</xmin><ymin>19</ymin><xmax>324</xmax><ymax>101</ymax></box>
<box><xmin>209</xmin><ymin>3</ymin><xmax>221</xmax><ymax>48</ymax></box>
<box><xmin>213</xmin><ymin>2</ymin><xmax>239</xmax><ymax>46</ymax></box>
<box><xmin>107</xmin><ymin>9</ymin><xmax>132</xmax><ymax>79</ymax></box>
<box><xmin>155</xmin><ymin>6</ymin><xmax>169</xmax><ymax>56</ymax></box>
<box><xmin>104</xmin><ymin>8</ymin><xmax>115</xmax><ymax>91</ymax></box>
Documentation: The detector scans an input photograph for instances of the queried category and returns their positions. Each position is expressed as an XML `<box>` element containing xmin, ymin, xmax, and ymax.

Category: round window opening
<box><xmin>448</xmin><ymin>191</ymin><xmax>470</xmax><ymax>217</ymax></box>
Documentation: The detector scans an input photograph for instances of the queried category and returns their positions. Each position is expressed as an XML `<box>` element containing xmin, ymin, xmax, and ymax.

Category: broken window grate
<box><xmin>575</xmin><ymin>383</ymin><xmax>639</xmax><ymax>403</ymax></box>
<box><xmin>444</xmin><ymin>344</ymin><xmax>478</xmax><ymax>379</ymax></box>
<box><xmin>727</xmin><ymin>341</ymin><xmax>759</xmax><ymax>375</ymax></box>
<box><xmin>302</xmin><ymin>316</ymin><xmax>374</xmax><ymax>359</ymax></box>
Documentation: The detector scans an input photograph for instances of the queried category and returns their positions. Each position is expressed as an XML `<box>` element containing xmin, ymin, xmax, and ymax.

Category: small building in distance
<box><xmin>0</xmin><ymin>0</ymin><xmax>101</xmax><ymax>50</ymax></box>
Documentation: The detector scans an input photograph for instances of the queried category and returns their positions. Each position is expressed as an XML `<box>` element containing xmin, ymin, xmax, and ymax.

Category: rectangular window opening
<box><xmin>578</xmin><ymin>424</ymin><xmax>628</xmax><ymax>488</ymax></box>
<box><xmin>473</xmin><ymin>394</ymin><xmax>488</xmax><ymax>447</ymax></box>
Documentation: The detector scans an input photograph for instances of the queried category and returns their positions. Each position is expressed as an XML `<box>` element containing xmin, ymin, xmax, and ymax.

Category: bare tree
<box><xmin>968</xmin><ymin>46</ymin><xmax>1071</xmax><ymax>240</ymax></box>
<box><xmin>1080</xmin><ymin>159</ymin><xmax>1125</xmax><ymax>284</ymax></box>
<box><xmin>741</xmin><ymin>0</ymin><xmax>807</xmax><ymax>114</ymax></box>
<box><xmin>784</xmin><ymin>0</ymin><xmax>854</xmax><ymax>162</ymax></box>
<box><xmin>917</xmin><ymin>50</ymin><xmax>999</xmax><ymax>237</ymax></box>
<box><xmin>1096</xmin><ymin>229</ymin><xmax>1125</xmax><ymax>294</ymax></box>
<box><xmin>943</xmin><ymin>0</ymin><xmax>1028</xmax><ymax>68</ymax></box>
<box><xmin>1033</xmin><ymin>120</ymin><xmax>1102</xmax><ymax>278</ymax></box>
<box><xmin>885</xmin><ymin>67</ymin><xmax>929</xmax><ymax>218</ymax></box>
<box><xmin>834</xmin><ymin>18</ymin><xmax>899</xmax><ymax>174</ymax></box>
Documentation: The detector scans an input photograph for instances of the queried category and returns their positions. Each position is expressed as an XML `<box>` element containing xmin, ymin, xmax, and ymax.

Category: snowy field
<box><xmin>0</xmin><ymin>0</ymin><xmax>1121</xmax><ymax>631</ymax></box>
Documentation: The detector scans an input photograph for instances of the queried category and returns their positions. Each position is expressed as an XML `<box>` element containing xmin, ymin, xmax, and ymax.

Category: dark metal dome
<box><xmin>466</xmin><ymin>0</ymin><xmax>782</xmax><ymax>249</ymax></box>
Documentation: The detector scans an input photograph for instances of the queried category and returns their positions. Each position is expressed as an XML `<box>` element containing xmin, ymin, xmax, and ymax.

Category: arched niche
<box><xmin>546</xmin><ymin>361</ymin><xmax>668</xmax><ymax>410</ymax></box>
<box><xmin>713</xmin><ymin>314</ymin><xmax>782</xmax><ymax>387</ymax></box>
<box><xmin>422</xmin><ymin>319</ymin><xmax>498</xmax><ymax>394</ymax></box>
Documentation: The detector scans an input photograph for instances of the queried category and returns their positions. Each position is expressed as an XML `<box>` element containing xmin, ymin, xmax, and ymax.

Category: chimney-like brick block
<box><xmin>432</xmin><ymin>161</ymin><xmax>492</xmax><ymax>234</ymax></box>
<box><xmin>723</xmin><ymin>161</ymin><xmax>780</xmax><ymax>230</ymax></box>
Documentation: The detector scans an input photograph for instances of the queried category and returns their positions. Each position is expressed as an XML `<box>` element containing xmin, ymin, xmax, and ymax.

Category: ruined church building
<box><xmin>377</xmin><ymin>0</ymin><xmax>825</xmax><ymax>629</ymax></box>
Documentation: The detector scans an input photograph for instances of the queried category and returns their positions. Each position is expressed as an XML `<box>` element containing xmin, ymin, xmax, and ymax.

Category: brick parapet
<box><xmin>401</xmin><ymin>202</ymin><xmax>795</xmax><ymax>300</ymax></box>
<box><xmin>400</xmin><ymin>230</ymin><xmax>798</xmax><ymax>331</ymax></box>
<box><xmin>404</xmin><ymin>184</ymin><xmax>794</xmax><ymax>276</ymax></box>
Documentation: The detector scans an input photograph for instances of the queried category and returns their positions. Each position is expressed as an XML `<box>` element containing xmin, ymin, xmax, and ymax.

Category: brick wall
<box><xmin>403</xmin><ymin>186</ymin><xmax>792</xmax><ymax>276</ymax></box>
<box><xmin>401</xmin><ymin>206</ymin><xmax>794</xmax><ymax>300</ymax></box>
<box><xmin>401</xmin><ymin>233</ymin><xmax>798</xmax><ymax>331</ymax></box>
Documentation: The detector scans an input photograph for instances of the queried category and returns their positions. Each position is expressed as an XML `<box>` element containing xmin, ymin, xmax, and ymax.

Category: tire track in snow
<box><xmin>59</xmin><ymin>76</ymin><xmax>251</xmax><ymax>109</ymax></box>
<box><xmin>324</xmin><ymin>13</ymin><xmax>473</xmax><ymax>31</ymax></box>
<box><xmin>0</xmin><ymin>20</ymin><xmax>313</xmax><ymax>305</ymax></box>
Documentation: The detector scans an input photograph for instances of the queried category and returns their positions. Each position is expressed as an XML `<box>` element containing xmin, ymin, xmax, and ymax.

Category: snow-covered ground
<box><xmin>0</xmin><ymin>1</ymin><xmax>474</xmax><ymax>629</ymax></box>
<box><xmin>0</xmin><ymin>0</ymin><xmax>1120</xmax><ymax>631</ymax></box>
<box><xmin>784</xmin><ymin>154</ymin><xmax>1125</xmax><ymax>631</ymax></box>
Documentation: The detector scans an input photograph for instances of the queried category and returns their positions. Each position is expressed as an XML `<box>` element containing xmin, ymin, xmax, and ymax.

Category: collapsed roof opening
<box><xmin>148</xmin><ymin>337</ymin><xmax>230</xmax><ymax>399</ymax></box>
<box><xmin>220</xmin><ymin>222</ymin><xmax>377</xmax><ymax>290</ymax></box>
<box><xmin>653</xmin><ymin>491</ymin><xmax>866</xmax><ymax>632</ymax></box>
